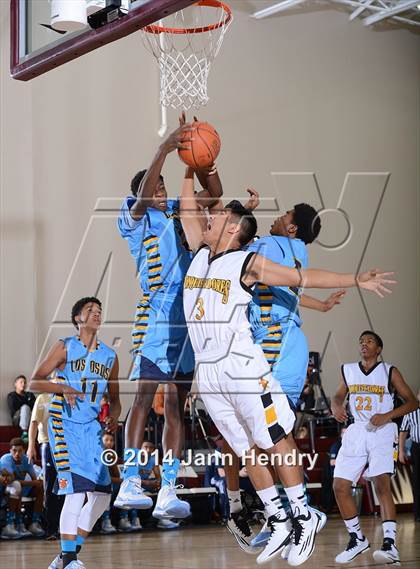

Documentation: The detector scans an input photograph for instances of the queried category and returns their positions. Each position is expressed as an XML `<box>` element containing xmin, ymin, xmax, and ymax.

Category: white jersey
<box><xmin>342</xmin><ymin>361</ymin><xmax>395</xmax><ymax>422</ymax></box>
<box><xmin>183</xmin><ymin>247</ymin><xmax>255</xmax><ymax>356</ymax></box>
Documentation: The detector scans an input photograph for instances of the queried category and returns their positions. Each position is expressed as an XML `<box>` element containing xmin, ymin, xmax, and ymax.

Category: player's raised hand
<box><xmin>323</xmin><ymin>290</ymin><xmax>346</xmax><ymax>312</ymax></box>
<box><xmin>332</xmin><ymin>401</ymin><xmax>348</xmax><ymax>423</ymax></box>
<box><xmin>161</xmin><ymin>121</ymin><xmax>193</xmax><ymax>154</ymax></box>
<box><xmin>244</xmin><ymin>188</ymin><xmax>260</xmax><ymax>211</ymax></box>
<box><xmin>356</xmin><ymin>270</ymin><xmax>396</xmax><ymax>298</ymax></box>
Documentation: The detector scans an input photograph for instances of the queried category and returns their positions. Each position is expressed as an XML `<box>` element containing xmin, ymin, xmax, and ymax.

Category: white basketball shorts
<box><xmin>195</xmin><ymin>340</ymin><xmax>295</xmax><ymax>457</ymax></box>
<box><xmin>334</xmin><ymin>421</ymin><xmax>398</xmax><ymax>483</ymax></box>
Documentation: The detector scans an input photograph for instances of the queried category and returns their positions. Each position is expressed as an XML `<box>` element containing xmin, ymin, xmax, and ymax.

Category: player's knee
<box><xmin>333</xmin><ymin>478</ymin><xmax>351</xmax><ymax>497</ymax></box>
<box><xmin>373</xmin><ymin>475</ymin><xmax>390</xmax><ymax>497</ymax></box>
<box><xmin>6</xmin><ymin>480</ymin><xmax>22</xmax><ymax>498</ymax></box>
<box><xmin>133</xmin><ymin>390</ymin><xmax>153</xmax><ymax>411</ymax></box>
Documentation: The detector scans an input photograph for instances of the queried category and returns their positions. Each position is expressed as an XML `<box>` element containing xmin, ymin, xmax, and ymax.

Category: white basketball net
<box><xmin>141</xmin><ymin>1</ymin><xmax>232</xmax><ymax>110</ymax></box>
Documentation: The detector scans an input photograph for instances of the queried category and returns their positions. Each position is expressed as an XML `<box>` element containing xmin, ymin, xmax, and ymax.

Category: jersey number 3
<box><xmin>194</xmin><ymin>297</ymin><xmax>205</xmax><ymax>321</ymax></box>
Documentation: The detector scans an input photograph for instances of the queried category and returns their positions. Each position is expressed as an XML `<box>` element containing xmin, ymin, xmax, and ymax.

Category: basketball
<box><xmin>178</xmin><ymin>121</ymin><xmax>221</xmax><ymax>169</ymax></box>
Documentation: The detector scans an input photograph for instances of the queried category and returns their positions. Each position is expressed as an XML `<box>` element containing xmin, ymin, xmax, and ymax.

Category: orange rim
<box><xmin>143</xmin><ymin>0</ymin><xmax>232</xmax><ymax>35</ymax></box>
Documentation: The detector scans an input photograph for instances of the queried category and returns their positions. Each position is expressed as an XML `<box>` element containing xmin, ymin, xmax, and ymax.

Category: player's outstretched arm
<box><xmin>195</xmin><ymin>165</ymin><xmax>223</xmax><ymax>208</ymax></box>
<box><xmin>370</xmin><ymin>368</ymin><xmax>418</xmax><ymax>428</ymax></box>
<box><xmin>180</xmin><ymin>169</ymin><xmax>207</xmax><ymax>252</ymax></box>
<box><xmin>242</xmin><ymin>254</ymin><xmax>396</xmax><ymax>298</ymax></box>
<box><xmin>301</xmin><ymin>290</ymin><xmax>346</xmax><ymax>312</ymax></box>
<box><xmin>243</xmin><ymin>188</ymin><xmax>260</xmax><ymax>211</ymax></box>
<box><xmin>331</xmin><ymin>375</ymin><xmax>349</xmax><ymax>423</ymax></box>
<box><xmin>30</xmin><ymin>341</ymin><xmax>81</xmax><ymax>397</ymax></box>
<box><xmin>105</xmin><ymin>356</ymin><xmax>121</xmax><ymax>433</ymax></box>
<box><xmin>130</xmin><ymin>121</ymin><xmax>193</xmax><ymax>220</ymax></box>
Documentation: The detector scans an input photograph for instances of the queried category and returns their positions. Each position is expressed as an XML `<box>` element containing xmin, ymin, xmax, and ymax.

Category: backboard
<box><xmin>10</xmin><ymin>0</ymin><xmax>196</xmax><ymax>81</ymax></box>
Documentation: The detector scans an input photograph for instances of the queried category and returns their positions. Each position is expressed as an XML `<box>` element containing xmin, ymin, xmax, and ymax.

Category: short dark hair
<box><xmin>293</xmin><ymin>203</ymin><xmax>321</xmax><ymax>244</ymax></box>
<box><xmin>14</xmin><ymin>375</ymin><xmax>26</xmax><ymax>383</ymax></box>
<box><xmin>359</xmin><ymin>330</ymin><xmax>383</xmax><ymax>349</ymax></box>
<box><xmin>10</xmin><ymin>437</ymin><xmax>24</xmax><ymax>448</ymax></box>
<box><xmin>225</xmin><ymin>200</ymin><xmax>258</xmax><ymax>246</ymax></box>
<box><xmin>130</xmin><ymin>169</ymin><xmax>164</xmax><ymax>197</ymax></box>
<box><xmin>71</xmin><ymin>297</ymin><xmax>102</xmax><ymax>328</ymax></box>
<box><xmin>102</xmin><ymin>431</ymin><xmax>114</xmax><ymax>439</ymax></box>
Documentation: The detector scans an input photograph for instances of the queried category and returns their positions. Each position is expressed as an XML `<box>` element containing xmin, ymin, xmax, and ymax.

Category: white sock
<box><xmin>344</xmin><ymin>515</ymin><xmax>364</xmax><ymax>540</ymax></box>
<box><xmin>284</xmin><ymin>484</ymin><xmax>308</xmax><ymax>518</ymax></box>
<box><xmin>256</xmin><ymin>486</ymin><xmax>286</xmax><ymax>519</ymax></box>
<box><xmin>382</xmin><ymin>520</ymin><xmax>396</xmax><ymax>542</ymax></box>
<box><xmin>227</xmin><ymin>490</ymin><xmax>242</xmax><ymax>514</ymax></box>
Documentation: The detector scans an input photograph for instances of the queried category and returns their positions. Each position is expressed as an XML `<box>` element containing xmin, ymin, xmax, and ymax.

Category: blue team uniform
<box><xmin>0</xmin><ymin>453</ymin><xmax>36</xmax><ymax>497</ymax></box>
<box><xmin>118</xmin><ymin>197</ymin><xmax>194</xmax><ymax>384</ymax></box>
<box><xmin>48</xmin><ymin>336</ymin><xmax>116</xmax><ymax>495</ymax></box>
<box><xmin>248</xmin><ymin>236</ymin><xmax>309</xmax><ymax>405</ymax></box>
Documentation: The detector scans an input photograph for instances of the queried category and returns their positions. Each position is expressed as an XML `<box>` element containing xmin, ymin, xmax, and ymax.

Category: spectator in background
<box><xmin>298</xmin><ymin>366</ymin><xmax>316</xmax><ymax>411</ymax></box>
<box><xmin>296</xmin><ymin>426</ymin><xmax>309</xmax><ymax>439</ymax></box>
<box><xmin>7</xmin><ymin>375</ymin><xmax>36</xmax><ymax>440</ymax></box>
<box><xmin>100</xmin><ymin>431</ymin><xmax>142</xmax><ymax>534</ymax></box>
<box><xmin>27</xmin><ymin>392</ymin><xmax>64</xmax><ymax>539</ymax></box>
<box><xmin>321</xmin><ymin>426</ymin><xmax>347</xmax><ymax>513</ymax></box>
<box><xmin>0</xmin><ymin>438</ymin><xmax>45</xmax><ymax>538</ymax></box>
<box><xmin>98</xmin><ymin>393</ymin><xmax>110</xmax><ymax>426</ymax></box>
<box><xmin>399</xmin><ymin>389</ymin><xmax>420</xmax><ymax>522</ymax></box>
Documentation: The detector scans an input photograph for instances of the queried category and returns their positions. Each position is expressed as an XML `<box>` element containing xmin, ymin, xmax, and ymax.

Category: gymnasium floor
<box><xmin>1</xmin><ymin>515</ymin><xmax>418</xmax><ymax>569</ymax></box>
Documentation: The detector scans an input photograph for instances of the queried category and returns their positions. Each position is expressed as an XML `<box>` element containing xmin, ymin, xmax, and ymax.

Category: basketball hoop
<box><xmin>141</xmin><ymin>1</ymin><xmax>232</xmax><ymax>110</ymax></box>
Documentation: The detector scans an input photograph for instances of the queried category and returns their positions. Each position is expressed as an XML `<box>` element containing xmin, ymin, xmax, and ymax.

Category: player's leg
<box><xmin>49</xmin><ymin>492</ymin><xmax>86</xmax><ymax>569</ymax></box>
<box><xmin>114</xmin><ymin>376</ymin><xmax>157</xmax><ymax>509</ymax></box>
<box><xmin>153</xmin><ymin>382</ymin><xmax>191</xmax><ymax>519</ymax></box>
<box><xmin>76</xmin><ymin>491</ymin><xmax>112</xmax><ymax>553</ymax></box>
<box><xmin>222</xmin><ymin>439</ymin><xmax>242</xmax><ymax>513</ymax></box>
<box><xmin>1</xmin><ymin>483</ymin><xmax>22</xmax><ymax>539</ymax></box>
<box><xmin>332</xmin><ymin>425</ymin><xmax>370</xmax><ymax>564</ymax></box>
<box><xmin>367</xmin><ymin>424</ymin><xmax>400</xmax><ymax>564</ymax></box>
<box><xmin>221</xmin><ymin>438</ymin><xmax>264</xmax><ymax>553</ymax></box>
<box><xmin>371</xmin><ymin>474</ymin><xmax>399</xmax><ymax>564</ymax></box>
<box><xmin>240</xmin><ymin>377</ymin><xmax>323</xmax><ymax>567</ymax></box>
<box><xmin>255</xmin><ymin>324</ymin><xmax>326</xmax><ymax>551</ymax></box>
<box><xmin>197</xmin><ymin>366</ymin><xmax>259</xmax><ymax>552</ymax></box>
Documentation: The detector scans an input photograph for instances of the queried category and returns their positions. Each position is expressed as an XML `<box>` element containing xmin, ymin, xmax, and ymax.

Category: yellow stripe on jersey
<box><xmin>265</xmin><ymin>405</ymin><xmax>278</xmax><ymax>425</ymax></box>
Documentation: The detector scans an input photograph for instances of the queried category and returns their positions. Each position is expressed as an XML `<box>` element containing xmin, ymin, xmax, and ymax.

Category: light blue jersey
<box><xmin>50</xmin><ymin>336</ymin><xmax>116</xmax><ymax>424</ymax></box>
<box><xmin>48</xmin><ymin>336</ymin><xmax>116</xmax><ymax>495</ymax></box>
<box><xmin>117</xmin><ymin>197</ymin><xmax>192</xmax><ymax>296</ymax></box>
<box><xmin>0</xmin><ymin>453</ymin><xmax>36</xmax><ymax>481</ymax></box>
<box><xmin>248</xmin><ymin>235</ymin><xmax>308</xmax><ymax>330</ymax></box>
<box><xmin>118</xmin><ymin>196</ymin><xmax>195</xmax><ymax>381</ymax></box>
<box><xmin>247</xmin><ymin>236</ymin><xmax>309</xmax><ymax>405</ymax></box>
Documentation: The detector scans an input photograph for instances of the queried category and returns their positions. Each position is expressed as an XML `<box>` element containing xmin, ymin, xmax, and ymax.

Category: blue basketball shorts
<box><xmin>254</xmin><ymin>323</ymin><xmax>309</xmax><ymax>406</ymax></box>
<box><xmin>48</xmin><ymin>417</ymin><xmax>111</xmax><ymax>495</ymax></box>
<box><xmin>130</xmin><ymin>292</ymin><xmax>195</xmax><ymax>386</ymax></box>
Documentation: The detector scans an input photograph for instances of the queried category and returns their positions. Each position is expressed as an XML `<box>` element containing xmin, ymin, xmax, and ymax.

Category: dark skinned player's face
<box><xmin>270</xmin><ymin>210</ymin><xmax>295</xmax><ymax>237</ymax></box>
<box><xmin>359</xmin><ymin>334</ymin><xmax>382</xmax><ymax>359</ymax></box>
<box><xmin>151</xmin><ymin>180</ymin><xmax>168</xmax><ymax>211</ymax></box>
